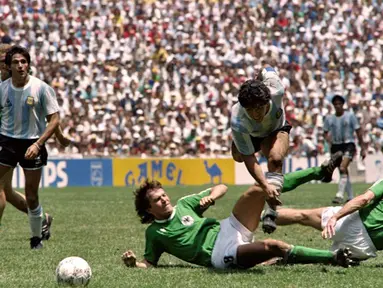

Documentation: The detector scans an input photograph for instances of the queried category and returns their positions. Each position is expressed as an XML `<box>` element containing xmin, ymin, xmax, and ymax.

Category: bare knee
<box><xmin>339</xmin><ymin>166</ymin><xmax>348</xmax><ymax>175</ymax></box>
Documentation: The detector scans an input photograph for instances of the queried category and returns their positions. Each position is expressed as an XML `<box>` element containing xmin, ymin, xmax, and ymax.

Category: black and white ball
<box><xmin>56</xmin><ymin>257</ymin><xmax>92</xmax><ymax>286</ymax></box>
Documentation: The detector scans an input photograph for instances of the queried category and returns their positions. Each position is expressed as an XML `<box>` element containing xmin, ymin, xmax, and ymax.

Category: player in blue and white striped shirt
<box><xmin>0</xmin><ymin>44</ymin><xmax>71</xmax><ymax>241</ymax></box>
<box><xmin>324</xmin><ymin>95</ymin><xmax>366</xmax><ymax>204</ymax></box>
<box><xmin>0</xmin><ymin>45</ymin><xmax>59</xmax><ymax>249</ymax></box>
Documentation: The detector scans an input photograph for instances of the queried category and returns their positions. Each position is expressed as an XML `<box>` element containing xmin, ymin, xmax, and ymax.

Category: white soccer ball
<box><xmin>56</xmin><ymin>256</ymin><xmax>92</xmax><ymax>287</ymax></box>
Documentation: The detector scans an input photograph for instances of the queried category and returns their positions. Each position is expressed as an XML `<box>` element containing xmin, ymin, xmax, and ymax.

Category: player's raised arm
<box><xmin>199</xmin><ymin>184</ymin><xmax>228</xmax><ymax>209</ymax></box>
<box><xmin>122</xmin><ymin>250</ymin><xmax>153</xmax><ymax>269</ymax></box>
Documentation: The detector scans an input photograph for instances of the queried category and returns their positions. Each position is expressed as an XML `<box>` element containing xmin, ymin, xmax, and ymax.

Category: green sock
<box><xmin>282</xmin><ymin>167</ymin><xmax>323</xmax><ymax>193</ymax></box>
<box><xmin>286</xmin><ymin>245</ymin><xmax>335</xmax><ymax>265</ymax></box>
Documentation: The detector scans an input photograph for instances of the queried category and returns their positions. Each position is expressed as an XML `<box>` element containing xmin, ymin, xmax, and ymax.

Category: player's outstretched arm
<box><xmin>54</xmin><ymin>125</ymin><xmax>72</xmax><ymax>147</ymax></box>
<box><xmin>200</xmin><ymin>184</ymin><xmax>228</xmax><ymax>209</ymax></box>
<box><xmin>122</xmin><ymin>250</ymin><xmax>153</xmax><ymax>269</ymax></box>
<box><xmin>322</xmin><ymin>189</ymin><xmax>375</xmax><ymax>239</ymax></box>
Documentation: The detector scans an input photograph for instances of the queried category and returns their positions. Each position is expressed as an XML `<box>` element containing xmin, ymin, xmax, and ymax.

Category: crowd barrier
<box><xmin>9</xmin><ymin>155</ymin><xmax>379</xmax><ymax>188</ymax></box>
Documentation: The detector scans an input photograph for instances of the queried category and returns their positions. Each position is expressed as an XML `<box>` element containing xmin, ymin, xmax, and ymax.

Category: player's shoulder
<box><xmin>29</xmin><ymin>76</ymin><xmax>49</xmax><ymax>88</ymax></box>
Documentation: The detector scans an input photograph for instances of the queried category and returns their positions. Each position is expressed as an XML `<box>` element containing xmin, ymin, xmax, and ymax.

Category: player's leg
<box><xmin>274</xmin><ymin>207</ymin><xmax>325</xmax><ymax>230</ymax></box>
<box><xmin>333</xmin><ymin>157</ymin><xmax>352</xmax><ymax>204</ymax></box>
<box><xmin>23</xmin><ymin>168</ymin><xmax>44</xmax><ymax>249</ymax></box>
<box><xmin>282</xmin><ymin>151</ymin><xmax>343</xmax><ymax>192</ymax></box>
<box><xmin>2</xmin><ymin>168</ymin><xmax>28</xmax><ymax>213</ymax></box>
<box><xmin>259</xmin><ymin>130</ymin><xmax>289</xmax><ymax>233</ymax></box>
<box><xmin>21</xmin><ymin>143</ymin><xmax>49</xmax><ymax>249</ymax></box>
<box><xmin>0</xmin><ymin>190</ymin><xmax>6</xmax><ymax>227</ymax></box>
<box><xmin>236</xmin><ymin>239</ymin><xmax>354</xmax><ymax>268</ymax></box>
<box><xmin>2</xmin><ymin>168</ymin><xmax>52</xmax><ymax>240</ymax></box>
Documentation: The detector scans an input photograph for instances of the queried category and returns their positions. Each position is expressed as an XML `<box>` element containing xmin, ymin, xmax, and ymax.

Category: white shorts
<box><xmin>211</xmin><ymin>213</ymin><xmax>253</xmax><ymax>269</ymax></box>
<box><xmin>321</xmin><ymin>206</ymin><xmax>377</xmax><ymax>260</ymax></box>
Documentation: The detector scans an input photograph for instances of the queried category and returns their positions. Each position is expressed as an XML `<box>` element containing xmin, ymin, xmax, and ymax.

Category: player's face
<box><xmin>333</xmin><ymin>100</ymin><xmax>344</xmax><ymax>114</ymax></box>
<box><xmin>0</xmin><ymin>53</ymin><xmax>10</xmax><ymax>81</ymax></box>
<box><xmin>10</xmin><ymin>53</ymin><xmax>29</xmax><ymax>80</ymax></box>
<box><xmin>245</xmin><ymin>104</ymin><xmax>269</xmax><ymax>122</ymax></box>
<box><xmin>147</xmin><ymin>188</ymin><xmax>173</xmax><ymax>220</ymax></box>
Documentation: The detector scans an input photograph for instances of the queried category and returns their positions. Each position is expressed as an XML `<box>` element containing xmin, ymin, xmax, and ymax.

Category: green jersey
<box><xmin>359</xmin><ymin>179</ymin><xmax>383</xmax><ymax>250</ymax></box>
<box><xmin>144</xmin><ymin>188</ymin><xmax>220</xmax><ymax>267</ymax></box>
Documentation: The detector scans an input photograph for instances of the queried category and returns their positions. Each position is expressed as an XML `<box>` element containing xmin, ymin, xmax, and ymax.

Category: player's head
<box><xmin>5</xmin><ymin>45</ymin><xmax>31</xmax><ymax>79</ymax></box>
<box><xmin>238</xmin><ymin>79</ymin><xmax>271</xmax><ymax>122</ymax></box>
<box><xmin>332</xmin><ymin>95</ymin><xmax>345</xmax><ymax>114</ymax></box>
<box><xmin>0</xmin><ymin>43</ymin><xmax>12</xmax><ymax>81</ymax></box>
<box><xmin>134</xmin><ymin>179</ymin><xmax>173</xmax><ymax>224</ymax></box>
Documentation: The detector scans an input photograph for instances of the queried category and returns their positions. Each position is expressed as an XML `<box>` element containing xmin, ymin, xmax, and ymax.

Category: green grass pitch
<box><xmin>0</xmin><ymin>183</ymin><xmax>381</xmax><ymax>287</ymax></box>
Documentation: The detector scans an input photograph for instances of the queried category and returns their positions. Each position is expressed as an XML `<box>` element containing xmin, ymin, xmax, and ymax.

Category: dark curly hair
<box><xmin>238</xmin><ymin>79</ymin><xmax>271</xmax><ymax>108</ymax></box>
<box><xmin>5</xmin><ymin>45</ymin><xmax>31</xmax><ymax>66</ymax></box>
<box><xmin>134</xmin><ymin>179</ymin><xmax>163</xmax><ymax>224</ymax></box>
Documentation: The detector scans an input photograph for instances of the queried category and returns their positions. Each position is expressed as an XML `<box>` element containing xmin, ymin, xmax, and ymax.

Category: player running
<box><xmin>0</xmin><ymin>44</ymin><xmax>70</xmax><ymax>240</ymax></box>
<box><xmin>271</xmin><ymin>178</ymin><xmax>383</xmax><ymax>261</ymax></box>
<box><xmin>230</xmin><ymin>66</ymin><xmax>335</xmax><ymax>234</ymax></box>
<box><xmin>0</xmin><ymin>45</ymin><xmax>59</xmax><ymax>249</ymax></box>
<box><xmin>324</xmin><ymin>95</ymin><xmax>366</xmax><ymax>204</ymax></box>
<box><xmin>121</xmin><ymin>156</ymin><xmax>352</xmax><ymax>269</ymax></box>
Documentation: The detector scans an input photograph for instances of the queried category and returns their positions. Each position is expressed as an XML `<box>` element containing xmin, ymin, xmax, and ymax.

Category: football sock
<box><xmin>345</xmin><ymin>176</ymin><xmax>353</xmax><ymax>200</ymax></box>
<box><xmin>336</xmin><ymin>174</ymin><xmax>347</xmax><ymax>199</ymax></box>
<box><xmin>286</xmin><ymin>245</ymin><xmax>335</xmax><ymax>265</ymax></box>
<box><xmin>28</xmin><ymin>205</ymin><xmax>43</xmax><ymax>238</ymax></box>
<box><xmin>282</xmin><ymin>167</ymin><xmax>323</xmax><ymax>193</ymax></box>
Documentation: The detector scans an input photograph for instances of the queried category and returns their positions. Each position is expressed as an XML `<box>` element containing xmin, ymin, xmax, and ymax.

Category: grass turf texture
<box><xmin>0</xmin><ymin>183</ymin><xmax>382</xmax><ymax>288</ymax></box>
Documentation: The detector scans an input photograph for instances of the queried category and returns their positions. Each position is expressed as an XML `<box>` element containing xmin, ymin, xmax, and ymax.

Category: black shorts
<box><xmin>0</xmin><ymin>134</ymin><xmax>48</xmax><ymax>169</ymax></box>
<box><xmin>331</xmin><ymin>143</ymin><xmax>356</xmax><ymax>159</ymax></box>
<box><xmin>250</xmin><ymin>122</ymin><xmax>292</xmax><ymax>153</ymax></box>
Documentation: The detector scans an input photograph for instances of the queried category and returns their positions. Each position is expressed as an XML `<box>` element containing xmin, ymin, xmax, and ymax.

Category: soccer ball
<box><xmin>55</xmin><ymin>256</ymin><xmax>92</xmax><ymax>286</ymax></box>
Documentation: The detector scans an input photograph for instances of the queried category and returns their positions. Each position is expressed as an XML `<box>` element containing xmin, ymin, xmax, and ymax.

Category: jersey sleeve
<box><xmin>143</xmin><ymin>227</ymin><xmax>164</xmax><ymax>266</ymax></box>
<box><xmin>368</xmin><ymin>178</ymin><xmax>383</xmax><ymax>201</ymax></box>
<box><xmin>179</xmin><ymin>188</ymin><xmax>212</xmax><ymax>215</ymax></box>
<box><xmin>232</xmin><ymin>129</ymin><xmax>255</xmax><ymax>155</ymax></box>
<box><xmin>42</xmin><ymin>84</ymin><xmax>60</xmax><ymax>116</ymax></box>
<box><xmin>261</xmin><ymin>67</ymin><xmax>285</xmax><ymax>98</ymax></box>
<box><xmin>350</xmin><ymin>113</ymin><xmax>360</xmax><ymax>130</ymax></box>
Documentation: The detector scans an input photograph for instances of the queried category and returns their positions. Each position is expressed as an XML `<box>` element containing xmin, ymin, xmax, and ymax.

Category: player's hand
<box><xmin>200</xmin><ymin>196</ymin><xmax>215</xmax><ymax>209</ymax></box>
<box><xmin>360</xmin><ymin>148</ymin><xmax>367</xmax><ymax>160</ymax></box>
<box><xmin>322</xmin><ymin>216</ymin><xmax>337</xmax><ymax>239</ymax></box>
<box><xmin>263</xmin><ymin>184</ymin><xmax>282</xmax><ymax>206</ymax></box>
<box><xmin>25</xmin><ymin>143</ymin><xmax>40</xmax><ymax>160</ymax></box>
<box><xmin>122</xmin><ymin>250</ymin><xmax>137</xmax><ymax>267</ymax></box>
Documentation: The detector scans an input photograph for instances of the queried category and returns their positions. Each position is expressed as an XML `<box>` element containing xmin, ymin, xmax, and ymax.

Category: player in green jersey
<box><xmin>122</xmin><ymin>157</ymin><xmax>357</xmax><ymax>269</ymax></box>
<box><xmin>268</xmin><ymin>178</ymin><xmax>383</xmax><ymax>261</ymax></box>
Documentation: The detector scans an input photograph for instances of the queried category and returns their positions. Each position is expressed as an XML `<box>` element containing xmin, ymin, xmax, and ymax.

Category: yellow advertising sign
<box><xmin>113</xmin><ymin>158</ymin><xmax>235</xmax><ymax>187</ymax></box>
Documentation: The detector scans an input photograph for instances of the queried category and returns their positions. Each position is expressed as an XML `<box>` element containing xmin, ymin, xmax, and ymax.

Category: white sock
<box><xmin>28</xmin><ymin>205</ymin><xmax>43</xmax><ymax>238</ymax></box>
<box><xmin>346</xmin><ymin>176</ymin><xmax>353</xmax><ymax>200</ymax></box>
<box><xmin>336</xmin><ymin>175</ymin><xmax>347</xmax><ymax>199</ymax></box>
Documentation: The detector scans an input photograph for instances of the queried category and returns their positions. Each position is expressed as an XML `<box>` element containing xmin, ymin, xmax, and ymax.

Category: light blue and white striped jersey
<box><xmin>0</xmin><ymin>76</ymin><xmax>59</xmax><ymax>139</ymax></box>
<box><xmin>323</xmin><ymin>111</ymin><xmax>360</xmax><ymax>144</ymax></box>
<box><xmin>231</xmin><ymin>67</ymin><xmax>286</xmax><ymax>155</ymax></box>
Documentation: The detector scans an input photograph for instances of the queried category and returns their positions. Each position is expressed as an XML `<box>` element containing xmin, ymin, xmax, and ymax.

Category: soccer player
<box><xmin>230</xmin><ymin>66</ymin><xmax>332</xmax><ymax>234</ymax></box>
<box><xmin>0</xmin><ymin>44</ymin><xmax>70</xmax><ymax>239</ymax></box>
<box><xmin>121</xmin><ymin>158</ymin><xmax>353</xmax><ymax>270</ymax></box>
<box><xmin>0</xmin><ymin>45</ymin><xmax>59</xmax><ymax>249</ymax></box>
<box><xmin>272</xmin><ymin>178</ymin><xmax>383</xmax><ymax>261</ymax></box>
<box><xmin>122</xmin><ymin>180</ymin><xmax>354</xmax><ymax>269</ymax></box>
<box><xmin>324</xmin><ymin>95</ymin><xmax>366</xmax><ymax>204</ymax></box>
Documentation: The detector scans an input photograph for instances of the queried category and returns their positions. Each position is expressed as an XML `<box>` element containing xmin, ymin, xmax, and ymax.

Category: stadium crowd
<box><xmin>0</xmin><ymin>0</ymin><xmax>382</xmax><ymax>158</ymax></box>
